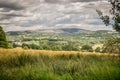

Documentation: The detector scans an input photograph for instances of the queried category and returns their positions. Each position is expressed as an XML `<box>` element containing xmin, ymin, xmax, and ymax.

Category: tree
<box><xmin>96</xmin><ymin>0</ymin><xmax>120</xmax><ymax>54</ymax></box>
<box><xmin>96</xmin><ymin>0</ymin><xmax>120</xmax><ymax>32</ymax></box>
<box><xmin>102</xmin><ymin>37</ymin><xmax>120</xmax><ymax>54</ymax></box>
<box><xmin>29</xmin><ymin>44</ymin><xmax>40</xmax><ymax>49</ymax></box>
<box><xmin>0</xmin><ymin>26</ymin><xmax>8</xmax><ymax>48</ymax></box>
<box><xmin>81</xmin><ymin>45</ymin><xmax>93</xmax><ymax>52</ymax></box>
<box><xmin>62</xmin><ymin>42</ymin><xmax>79</xmax><ymax>51</ymax></box>
<box><xmin>95</xmin><ymin>47</ymin><xmax>101</xmax><ymax>53</ymax></box>
<box><xmin>22</xmin><ymin>43</ymin><xmax>30</xmax><ymax>49</ymax></box>
<box><xmin>42</xmin><ymin>44</ymin><xmax>51</xmax><ymax>50</ymax></box>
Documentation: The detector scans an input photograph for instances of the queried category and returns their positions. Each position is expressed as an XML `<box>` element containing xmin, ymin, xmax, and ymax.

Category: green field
<box><xmin>0</xmin><ymin>49</ymin><xmax>120</xmax><ymax>80</ymax></box>
<box><xmin>6</xmin><ymin>30</ymin><xmax>120</xmax><ymax>51</ymax></box>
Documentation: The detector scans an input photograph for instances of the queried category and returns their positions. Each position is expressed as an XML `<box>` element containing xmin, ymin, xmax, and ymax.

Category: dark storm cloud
<box><xmin>71</xmin><ymin>0</ymin><xmax>101</xmax><ymax>2</ymax></box>
<box><xmin>19</xmin><ymin>19</ymin><xmax>43</xmax><ymax>27</ymax></box>
<box><xmin>0</xmin><ymin>16</ymin><xmax>11</xmax><ymax>20</ymax></box>
<box><xmin>5</xmin><ymin>14</ymin><xmax>26</xmax><ymax>17</ymax></box>
<box><xmin>44</xmin><ymin>0</ymin><xmax>101</xmax><ymax>4</ymax></box>
<box><xmin>0</xmin><ymin>22</ymin><xmax>10</xmax><ymax>25</ymax></box>
<box><xmin>0</xmin><ymin>0</ymin><xmax>25</xmax><ymax>11</ymax></box>
<box><xmin>44</xmin><ymin>0</ymin><xmax>60</xmax><ymax>3</ymax></box>
<box><xmin>0</xmin><ymin>0</ymin><xmax>28</xmax><ymax>21</ymax></box>
<box><xmin>0</xmin><ymin>12</ymin><xmax>27</xmax><ymax>20</ymax></box>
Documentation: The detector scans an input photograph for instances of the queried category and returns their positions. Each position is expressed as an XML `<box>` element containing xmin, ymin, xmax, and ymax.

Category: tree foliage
<box><xmin>0</xmin><ymin>26</ymin><xmax>8</xmax><ymax>48</ymax></box>
<box><xmin>96</xmin><ymin>0</ymin><xmax>120</xmax><ymax>32</ymax></box>
<box><xmin>81</xmin><ymin>45</ymin><xmax>93</xmax><ymax>52</ymax></box>
<box><xmin>95</xmin><ymin>47</ymin><xmax>101</xmax><ymax>52</ymax></box>
<box><xmin>102</xmin><ymin>37</ymin><xmax>120</xmax><ymax>54</ymax></box>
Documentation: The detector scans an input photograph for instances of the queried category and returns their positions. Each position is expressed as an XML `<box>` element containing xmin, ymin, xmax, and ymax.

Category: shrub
<box><xmin>81</xmin><ymin>45</ymin><xmax>93</xmax><ymax>52</ymax></box>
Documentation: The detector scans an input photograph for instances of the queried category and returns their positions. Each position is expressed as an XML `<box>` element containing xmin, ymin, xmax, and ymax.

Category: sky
<box><xmin>0</xmin><ymin>0</ymin><xmax>113</xmax><ymax>31</ymax></box>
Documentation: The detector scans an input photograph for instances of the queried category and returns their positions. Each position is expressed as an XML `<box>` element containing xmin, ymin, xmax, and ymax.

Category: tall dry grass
<box><xmin>0</xmin><ymin>48</ymin><xmax>120</xmax><ymax>80</ymax></box>
<box><xmin>0</xmin><ymin>48</ymin><xmax>119</xmax><ymax>56</ymax></box>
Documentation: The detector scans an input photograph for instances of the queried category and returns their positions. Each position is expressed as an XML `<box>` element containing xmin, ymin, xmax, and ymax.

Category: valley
<box><xmin>6</xmin><ymin>28</ymin><xmax>120</xmax><ymax>51</ymax></box>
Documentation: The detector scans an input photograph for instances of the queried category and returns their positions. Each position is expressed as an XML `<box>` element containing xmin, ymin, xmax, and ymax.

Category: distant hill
<box><xmin>6</xmin><ymin>28</ymin><xmax>92</xmax><ymax>35</ymax></box>
<box><xmin>6</xmin><ymin>28</ymin><xmax>114</xmax><ymax>35</ymax></box>
<box><xmin>60</xmin><ymin>28</ymin><xmax>91</xmax><ymax>33</ymax></box>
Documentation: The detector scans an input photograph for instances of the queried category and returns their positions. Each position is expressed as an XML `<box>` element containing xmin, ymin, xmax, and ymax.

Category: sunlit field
<box><xmin>0</xmin><ymin>48</ymin><xmax>120</xmax><ymax>80</ymax></box>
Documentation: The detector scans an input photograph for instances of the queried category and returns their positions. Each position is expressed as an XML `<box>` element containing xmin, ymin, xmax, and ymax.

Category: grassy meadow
<box><xmin>0</xmin><ymin>48</ymin><xmax>120</xmax><ymax>80</ymax></box>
